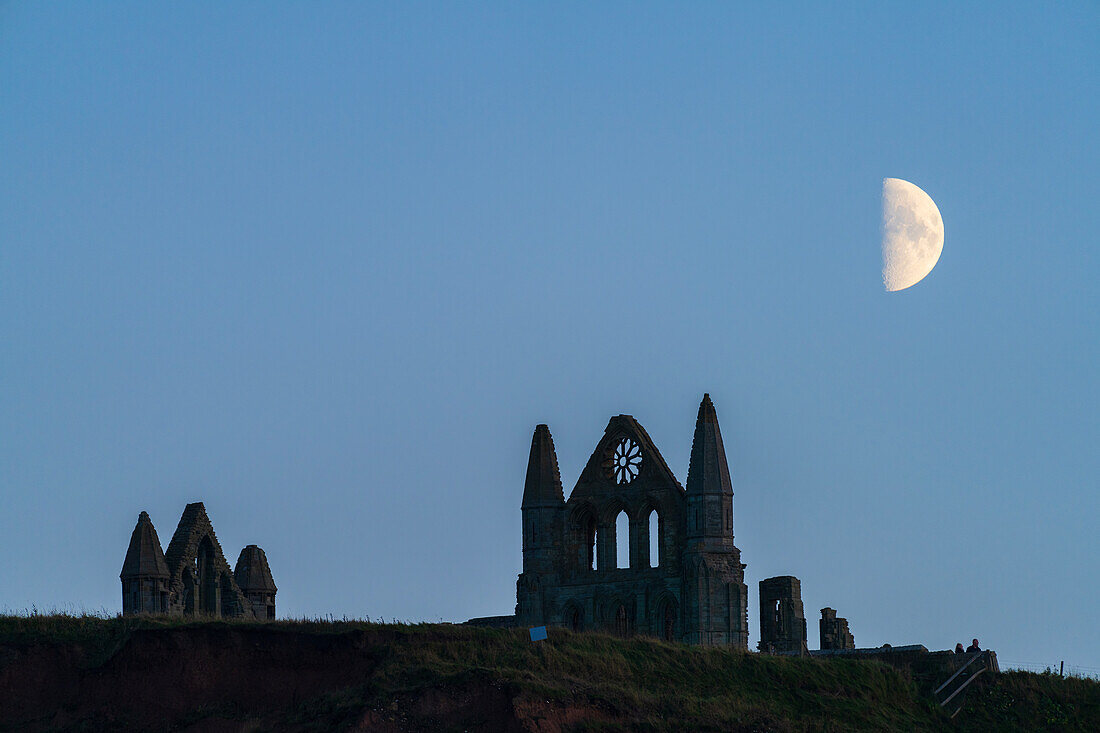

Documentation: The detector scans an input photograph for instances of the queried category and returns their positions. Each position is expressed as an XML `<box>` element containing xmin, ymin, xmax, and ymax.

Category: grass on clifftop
<box><xmin>2</xmin><ymin>613</ymin><xmax>1098</xmax><ymax>732</ymax></box>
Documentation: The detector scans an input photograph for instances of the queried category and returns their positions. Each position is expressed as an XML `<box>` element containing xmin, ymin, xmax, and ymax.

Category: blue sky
<box><xmin>1</xmin><ymin>2</ymin><xmax>1097</xmax><ymax>672</ymax></box>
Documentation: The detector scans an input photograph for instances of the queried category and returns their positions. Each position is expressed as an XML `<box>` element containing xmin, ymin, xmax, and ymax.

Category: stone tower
<box><xmin>120</xmin><ymin>511</ymin><xmax>171</xmax><ymax>614</ymax></box>
<box><xmin>517</xmin><ymin>424</ymin><xmax>566</xmax><ymax>626</ymax></box>
<box><xmin>515</xmin><ymin>394</ymin><xmax>748</xmax><ymax>648</ymax></box>
<box><xmin>819</xmin><ymin>607</ymin><xmax>855</xmax><ymax>650</ymax></box>
<box><xmin>235</xmin><ymin>545</ymin><xmax>278</xmax><ymax>620</ymax></box>
<box><xmin>758</xmin><ymin>575</ymin><xmax>808</xmax><ymax>654</ymax></box>
<box><xmin>681</xmin><ymin>394</ymin><xmax>749</xmax><ymax>646</ymax></box>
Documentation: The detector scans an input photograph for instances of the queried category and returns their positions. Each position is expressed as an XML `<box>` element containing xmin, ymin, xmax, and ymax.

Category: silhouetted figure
<box><xmin>955</xmin><ymin>643</ymin><xmax>965</xmax><ymax>654</ymax></box>
<box><xmin>966</xmin><ymin>638</ymin><xmax>981</xmax><ymax>653</ymax></box>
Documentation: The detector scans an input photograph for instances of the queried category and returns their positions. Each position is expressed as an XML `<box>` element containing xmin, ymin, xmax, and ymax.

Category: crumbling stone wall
<box><xmin>758</xmin><ymin>576</ymin><xmax>808</xmax><ymax>654</ymax></box>
<box><xmin>819</xmin><ymin>607</ymin><xmax>855</xmax><ymax>650</ymax></box>
<box><xmin>121</xmin><ymin>503</ymin><xmax>276</xmax><ymax>619</ymax></box>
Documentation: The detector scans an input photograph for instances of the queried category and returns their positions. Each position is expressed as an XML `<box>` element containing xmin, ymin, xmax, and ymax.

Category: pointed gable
<box><xmin>120</xmin><ymin>511</ymin><xmax>169</xmax><ymax>578</ymax></box>
<box><xmin>570</xmin><ymin>414</ymin><xmax>683</xmax><ymax>499</ymax></box>
<box><xmin>163</xmin><ymin>501</ymin><xmax>254</xmax><ymax>617</ymax></box>
<box><xmin>686</xmin><ymin>393</ymin><xmax>734</xmax><ymax>496</ymax></box>
<box><xmin>164</xmin><ymin>502</ymin><xmax>235</xmax><ymax>582</ymax></box>
<box><xmin>522</xmin><ymin>424</ymin><xmax>565</xmax><ymax>508</ymax></box>
<box><xmin>234</xmin><ymin>545</ymin><xmax>277</xmax><ymax>593</ymax></box>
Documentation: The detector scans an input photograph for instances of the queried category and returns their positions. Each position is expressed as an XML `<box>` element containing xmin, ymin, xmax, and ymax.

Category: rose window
<box><xmin>611</xmin><ymin>438</ymin><xmax>642</xmax><ymax>484</ymax></box>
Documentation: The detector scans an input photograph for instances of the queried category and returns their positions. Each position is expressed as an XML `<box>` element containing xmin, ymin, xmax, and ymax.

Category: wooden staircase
<box><xmin>933</xmin><ymin>650</ymin><xmax>999</xmax><ymax>718</ymax></box>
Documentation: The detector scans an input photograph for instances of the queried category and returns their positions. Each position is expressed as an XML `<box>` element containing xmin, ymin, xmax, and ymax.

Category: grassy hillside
<box><xmin>1</xmin><ymin>614</ymin><xmax>1096</xmax><ymax>731</ymax></box>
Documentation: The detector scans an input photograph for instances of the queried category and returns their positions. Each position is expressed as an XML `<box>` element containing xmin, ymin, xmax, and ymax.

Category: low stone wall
<box><xmin>808</xmin><ymin>644</ymin><xmax>929</xmax><ymax>657</ymax></box>
<box><xmin>464</xmin><ymin>615</ymin><xmax>518</xmax><ymax>628</ymax></box>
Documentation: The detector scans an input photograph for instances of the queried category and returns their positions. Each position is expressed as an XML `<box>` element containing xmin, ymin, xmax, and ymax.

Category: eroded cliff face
<box><xmin>5</xmin><ymin>627</ymin><xmax>362</xmax><ymax>730</ymax></box>
<box><xmin>7</xmin><ymin>620</ymin><xmax>1090</xmax><ymax>732</ymax></box>
<box><xmin>0</xmin><ymin>626</ymin><xmax>606</xmax><ymax>732</ymax></box>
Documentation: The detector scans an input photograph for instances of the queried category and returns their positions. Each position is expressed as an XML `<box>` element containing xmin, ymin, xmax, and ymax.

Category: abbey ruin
<box><xmin>120</xmin><ymin>502</ymin><xmax>276</xmax><ymax>619</ymax></box>
<box><xmin>116</xmin><ymin>397</ymin><xmax>855</xmax><ymax>650</ymax></box>
<box><xmin>509</xmin><ymin>394</ymin><xmax>857</xmax><ymax>651</ymax></box>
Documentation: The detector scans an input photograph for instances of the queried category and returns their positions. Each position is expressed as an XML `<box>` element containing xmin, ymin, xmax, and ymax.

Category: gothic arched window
<box><xmin>648</xmin><ymin>509</ymin><xmax>660</xmax><ymax>568</ymax></box>
<box><xmin>586</xmin><ymin>516</ymin><xmax>597</xmax><ymax>570</ymax></box>
<box><xmin>615</xmin><ymin>511</ymin><xmax>629</xmax><ymax>568</ymax></box>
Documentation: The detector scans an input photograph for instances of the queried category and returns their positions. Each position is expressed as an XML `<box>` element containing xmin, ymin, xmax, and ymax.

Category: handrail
<box><xmin>934</xmin><ymin>652</ymin><xmax>985</xmax><ymax>696</ymax></box>
<box><xmin>940</xmin><ymin>666</ymin><xmax>987</xmax><ymax>707</ymax></box>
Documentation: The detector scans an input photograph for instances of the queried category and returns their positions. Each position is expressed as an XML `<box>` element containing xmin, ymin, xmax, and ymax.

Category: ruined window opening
<box><xmin>611</xmin><ymin>438</ymin><xmax>641</xmax><ymax>484</ymax></box>
<box><xmin>648</xmin><ymin>510</ymin><xmax>660</xmax><ymax>567</ymax></box>
<box><xmin>570</xmin><ymin>607</ymin><xmax>583</xmax><ymax>632</ymax></box>
<box><xmin>198</xmin><ymin>537</ymin><xmax>219</xmax><ymax>616</ymax></box>
<box><xmin>615</xmin><ymin>511</ymin><xmax>629</xmax><ymax>568</ymax></box>
<box><xmin>586</xmin><ymin>517</ymin><xmax>596</xmax><ymax>570</ymax></box>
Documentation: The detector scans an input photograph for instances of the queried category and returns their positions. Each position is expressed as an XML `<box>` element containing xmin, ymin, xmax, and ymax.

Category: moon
<box><xmin>882</xmin><ymin>178</ymin><xmax>944</xmax><ymax>292</ymax></box>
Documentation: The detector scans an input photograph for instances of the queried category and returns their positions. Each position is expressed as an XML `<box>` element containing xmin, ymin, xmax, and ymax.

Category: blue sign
<box><xmin>529</xmin><ymin>625</ymin><xmax>547</xmax><ymax>642</ymax></box>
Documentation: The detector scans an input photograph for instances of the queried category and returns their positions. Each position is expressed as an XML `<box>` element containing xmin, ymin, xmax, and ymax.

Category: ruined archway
<box><xmin>562</xmin><ymin>601</ymin><xmax>584</xmax><ymax>633</ymax></box>
<box><xmin>614</xmin><ymin>603</ymin><xmax>632</xmax><ymax>637</ymax></box>
<box><xmin>569</xmin><ymin>505</ymin><xmax>598</xmax><ymax>571</ymax></box>
<box><xmin>656</xmin><ymin>596</ymin><xmax>678</xmax><ymax>642</ymax></box>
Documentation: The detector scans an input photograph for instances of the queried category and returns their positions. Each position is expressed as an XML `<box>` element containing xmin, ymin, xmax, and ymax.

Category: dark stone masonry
<box><xmin>118</xmin><ymin>396</ymin><xmax>862</xmax><ymax>649</ymax></box>
<box><xmin>514</xmin><ymin>394</ymin><xmax>750</xmax><ymax>647</ymax></box>
<box><xmin>758</xmin><ymin>575</ymin><xmax>808</xmax><ymax>654</ymax></box>
<box><xmin>121</xmin><ymin>502</ymin><xmax>276</xmax><ymax>619</ymax></box>
<box><xmin>502</xmin><ymin>394</ymin><xmax>858</xmax><ymax>651</ymax></box>
<box><xmin>820</xmin><ymin>607</ymin><xmax>856</xmax><ymax>650</ymax></box>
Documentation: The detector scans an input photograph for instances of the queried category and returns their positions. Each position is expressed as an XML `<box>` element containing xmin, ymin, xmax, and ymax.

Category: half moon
<box><xmin>882</xmin><ymin>178</ymin><xmax>944</xmax><ymax>292</ymax></box>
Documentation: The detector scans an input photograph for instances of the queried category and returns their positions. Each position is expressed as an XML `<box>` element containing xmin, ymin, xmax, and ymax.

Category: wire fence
<box><xmin>999</xmin><ymin>660</ymin><xmax>1100</xmax><ymax>680</ymax></box>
